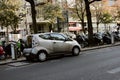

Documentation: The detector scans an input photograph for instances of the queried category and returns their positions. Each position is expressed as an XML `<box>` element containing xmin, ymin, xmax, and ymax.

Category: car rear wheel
<box><xmin>0</xmin><ymin>55</ymin><xmax>6</xmax><ymax>60</ymax></box>
<box><xmin>26</xmin><ymin>56</ymin><xmax>31</xmax><ymax>61</ymax></box>
<box><xmin>38</xmin><ymin>51</ymin><xmax>47</xmax><ymax>62</ymax></box>
<box><xmin>72</xmin><ymin>47</ymin><xmax>80</xmax><ymax>56</ymax></box>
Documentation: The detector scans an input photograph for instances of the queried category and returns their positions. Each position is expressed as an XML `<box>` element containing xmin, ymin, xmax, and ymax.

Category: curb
<box><xmin>0</xmin><ymin>42</ymin><xmax>120</xmax><ymax>65</ymax></box>
<box><xmin>82</xmin><ymin>43</ymin><xmax>120</xmax><ymax>51</ymax></box>
<box><xmin>0</xmin><ymin>57</ymin><xmax>26</xmax><ymax>65</ymax></box>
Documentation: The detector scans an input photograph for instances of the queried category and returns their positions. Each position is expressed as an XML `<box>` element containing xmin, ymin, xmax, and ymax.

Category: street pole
<box><xmin>11</xmin><ymin>43</ymin><xmax>16</xmax><ymax>60</ymax></box>
<box><xmin>111</xmin><ymin>32</ymin><xmax>114</xmax><ymax>44</ymax></box>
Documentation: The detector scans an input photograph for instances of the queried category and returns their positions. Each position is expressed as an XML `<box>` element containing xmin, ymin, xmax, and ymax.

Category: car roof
<box><xmin>26</xmin><ymin>33</ymin><xmax>67</xmax><ymax>39</ymax></box>
<box><xmin>33</xmin><ymin>32</ymin><xmax>63</xmax><ymax>36</ymax></box>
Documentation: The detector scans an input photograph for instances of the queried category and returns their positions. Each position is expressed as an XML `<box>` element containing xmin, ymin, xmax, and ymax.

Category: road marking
<box><xmin>50</xmin><ymin>59</ymin><xmax>61</xmax><ymax>63</ymax></box>
<box><xmin>5</xmin><ymin>66</ymin><xmax>17</xmax><ymax>70</ymax></box>
<box><xmin>107</xmin><ymin>67</ymin><xmax>120</xmax><ymax>74</ymax></box>
<box><xmin>8</xmin><ymin>62</ymin><xmax>30</xmax><ymax>67</ymax></box>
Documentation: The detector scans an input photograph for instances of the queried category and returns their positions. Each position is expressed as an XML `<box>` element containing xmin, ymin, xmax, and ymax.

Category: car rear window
<box><xmin>39</xmin><ymin>34</ymin><xmax>50</xmax><ymax>40</ymax></box>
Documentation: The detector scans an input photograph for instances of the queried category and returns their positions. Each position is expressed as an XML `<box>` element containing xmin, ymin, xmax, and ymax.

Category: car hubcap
<box><xmin>39</xmin><ymin>52</ymin><xmax>46</xmax><ymax>61</ymax></box>
<box><xmin>0</xmin><ymin>55</ymin><xmax>5</xmax><ymax>60</ymax></box>
<box><xmin>74</xmin><ymin>48</ymin><xmax>79</xmax><ymax>54</ymax></box>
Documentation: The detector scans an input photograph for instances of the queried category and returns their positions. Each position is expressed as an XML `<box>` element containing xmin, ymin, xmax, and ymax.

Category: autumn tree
<box><xmin>100</xmin><ymin>12</ymin><xmax>113</xmax><ymax>31</ymax></box>
<box><xmin>91</xmin><ymin>1</ymin><xmax>103</xmax><ymax>32</ymax></box>
<box><xmin>113</xmin><ymin>6</ymin><xmax>120</xmax><ymax>23</ymax></box>
<box><xmin>0</xmin><ymin>0</ymin><xmax>21</xmax><ymax>43</ymax></box>
<box><xmin>42</xmin><ymin>2</ymin><xmax>63</xmax><ymax>32</ymax></box>
<box><xmin>71</xmin><ymin>0</ymin><xmax>86</xmax><ymax>34</ymax></box>
<box><xmin>112</xmin><ymin>0</ymin><xmax>120</xmax><ymax>22</ymax></box>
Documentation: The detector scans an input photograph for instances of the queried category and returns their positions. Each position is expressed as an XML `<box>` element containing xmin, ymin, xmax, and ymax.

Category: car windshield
<box><xmin>60</xmin><ymin>33</ymin><xmax>73</xmax><ymax>41</ymax></box>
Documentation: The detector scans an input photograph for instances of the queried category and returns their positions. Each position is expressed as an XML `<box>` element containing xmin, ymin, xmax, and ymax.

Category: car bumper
<box><xmin>23</xmin><ymin>52</ymin><xmax>37</xmax><ymax>60</ymax></box>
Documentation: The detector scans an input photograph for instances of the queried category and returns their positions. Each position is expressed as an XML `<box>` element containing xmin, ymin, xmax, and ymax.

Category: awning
<box><xmin>69</xmin><ymin>27</ymin><xmax>81</xmax><ymax>31</ymax></box>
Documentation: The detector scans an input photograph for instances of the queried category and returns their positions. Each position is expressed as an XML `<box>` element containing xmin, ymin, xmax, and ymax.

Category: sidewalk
<box><xmin>0</xmin><ymin>42</ymin><xmax>120</xmax><ymax>65</ymax></box>
<box><xmin>0</xmin><ymin>57</ymin><xmax>26</xmax><ymax>65</ymax></box>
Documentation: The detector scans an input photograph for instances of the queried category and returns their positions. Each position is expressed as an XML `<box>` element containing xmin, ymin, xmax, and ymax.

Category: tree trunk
<box><xmin>51</xmin><ymin>23</ymin><xmax>54</xmax><ymax>32</ymax></box>
<box><xmin>25</xmin><ymin>0</ymin><xmax>38</xmax><ymax>34</ymax></box>
<box><xmin>84</xmin><ymin>0</ymin><xmax>94</xmax><ymax>46</ymax></box>
<box><xmin>104</xmin><ymin>24</ymin><xmax>107</xmax><ymax>32</ymax></box>
<box><xmin>30</xmin><ymin>1</ymin><xmax>37</xmax><ymax>33</ymax></box>
<box><xmin>96</xmin><ymin>22</ymin><xmax>99</xmax><ymax>33</ymax></box>
<box><xmin>57</xmin><ymin>17</ymin><xmax>61</xmax><ymax>32</ymax></box>
<box><xmin>81</xmin><ymin>18</ymin><xmax>86</xmax><ymax>34</ymax></box>
<box><xmin>6</xmin><ymin>26</ymin><xmax>9</xmax><ymax>44</ymax></box>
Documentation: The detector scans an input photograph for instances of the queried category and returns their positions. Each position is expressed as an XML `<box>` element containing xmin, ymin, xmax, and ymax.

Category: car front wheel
<box><xmin>72</xmin><ymin>47</ymin><xmax>80</xmax><ymax>56</ymax></box>
<box><xmin>38</xmin><ymin>51</ymin><xmax>47</xmax><ymax>62</ymax></box>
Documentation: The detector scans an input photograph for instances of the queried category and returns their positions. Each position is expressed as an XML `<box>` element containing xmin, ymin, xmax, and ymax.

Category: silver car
<box><xmin>23</xmin><ymin>32</ymin><xmax>81</xmax><ymax>61</ymax></box>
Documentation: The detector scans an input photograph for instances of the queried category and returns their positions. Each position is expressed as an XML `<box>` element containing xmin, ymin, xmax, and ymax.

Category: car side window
<box><xmin>51</xmin><ymin>34</ymin><xmax>66</xmax><ymax>41</ymax></box>
<box><xmin>39</xmin><ymin>34</ymin><xmax>50</xmax><ymax>40</ymax></box>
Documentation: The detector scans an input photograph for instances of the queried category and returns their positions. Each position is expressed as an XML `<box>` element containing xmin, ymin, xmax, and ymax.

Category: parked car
<box><xmin>23</xmin><ymin>32</ymin><xmax>81</xmax><ymax>61</ymax></box>
<box><xmin>63</xmin><ymin>32</ymin><xmax>76</xmax><ymax>39</ymax></box>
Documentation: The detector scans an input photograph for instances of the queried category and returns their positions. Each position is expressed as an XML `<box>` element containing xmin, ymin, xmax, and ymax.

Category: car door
<box><xmin>38</xmin><ymin>34</ymin><xmax>53</xmax><ymax>53</ymax></box>
<box><xmin>50</xmin><ymin>33</ymin><xmax>70</xmax><ymax>53</ymax></box>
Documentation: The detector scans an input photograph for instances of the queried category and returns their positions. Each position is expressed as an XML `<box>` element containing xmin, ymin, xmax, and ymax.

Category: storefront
<box><xmin>68</xmin><ymin>22</ymin><xmax>82</xmax><ymax>34</ymax></box>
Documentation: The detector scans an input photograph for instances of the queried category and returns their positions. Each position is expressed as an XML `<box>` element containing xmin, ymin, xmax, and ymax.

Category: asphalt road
<box><xmin>0</xmin><ymin>46</ymin><xmax>120</xmax><ymax>80</ymax></box>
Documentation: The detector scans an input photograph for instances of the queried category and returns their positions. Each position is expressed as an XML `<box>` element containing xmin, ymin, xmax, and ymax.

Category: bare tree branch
<box><xmin>89</xmin><ymin>0</ymin><xmax>101</xmax><ymax>4</ymax></box>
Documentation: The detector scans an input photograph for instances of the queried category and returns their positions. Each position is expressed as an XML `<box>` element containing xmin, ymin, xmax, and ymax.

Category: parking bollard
<box><xmin>11</xmin><ymin>43</ymin><xmax>17</xmax><ymax>60</ymax></box>
<box><xmin>111</xmin><ymin>32</ymin><xmax>114</xmax><ymax>44</ymax></box>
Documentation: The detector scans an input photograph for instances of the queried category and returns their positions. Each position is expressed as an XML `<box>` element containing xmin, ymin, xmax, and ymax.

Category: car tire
<box><xmin>38</xmin><ymin>51</ymin><xmax>47</xmax><ymax>62</ymax></box>
<box><xmin>72</xmin><ymin>47</ymin><xmax>80</xmax><ymax>56</ymax></box>
<box><xmin>17</xmin><ymin>51</ymin><xmax>21</xmax><ymax>58</ymax></box>
<box><xmin>26</xmin><ymin>56</ymin><xmax>31</xmax><ymax>61</ymax></box>
<box><xmin>0</xmin><ymin>55</ymin><xmax>6</xmax><ymax>60</ymax></box>
<box><xmin>80</xmin><ymin>43</ymin><xmax>85</xmax><ymax>48</ymax></box>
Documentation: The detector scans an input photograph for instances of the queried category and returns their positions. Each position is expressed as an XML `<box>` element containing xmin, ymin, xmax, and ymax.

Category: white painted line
<box><xmin>5</xmin><ymin>67</ymin><xmax>17</xmax><ymax>71</ymax></box>
<box><xmin>8</xmin><ymin>62</ymin><xmax>30</xmax><ymax>67</ymax></box>
<box><xmin>107</xmin><ymin>67</ymin><xmax>120</xmax><ymax>74</ymax></box>
<box><xmin>50</xmin><ymin>59</ymin><xmax>61</xmax><ymax>63</ymax></box>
